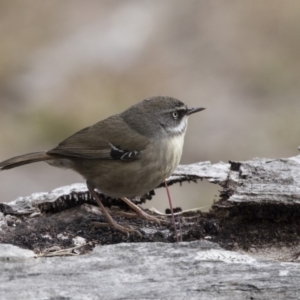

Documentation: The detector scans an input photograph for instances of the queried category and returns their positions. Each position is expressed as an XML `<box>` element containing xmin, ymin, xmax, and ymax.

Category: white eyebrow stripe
<box><xmin>163</xmin><ymin>106</ymin><xmax>187</xmax><ymax>113</ymax></box>
<box><xmin>175</xmin><ymin>106</ymin><xmax>188</xmax><ymax>111</ymax></box>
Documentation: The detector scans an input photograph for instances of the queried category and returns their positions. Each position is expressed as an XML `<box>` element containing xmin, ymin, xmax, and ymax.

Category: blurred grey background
<box><xmin>0</xmin><ymin>1</ymin><xmax>299</xmax><ymax>212</ymax></box>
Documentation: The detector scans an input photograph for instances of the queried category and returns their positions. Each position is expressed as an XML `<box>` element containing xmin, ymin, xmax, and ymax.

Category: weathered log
<box><xmin>1</xmin><ymin>154</ymin><xmax>300</xmax><ymax>299</ymax></box>
<box><xmin>1</xmin><ymin>241</ymin><xmax>300</xmax><ymax>300</ymax></box>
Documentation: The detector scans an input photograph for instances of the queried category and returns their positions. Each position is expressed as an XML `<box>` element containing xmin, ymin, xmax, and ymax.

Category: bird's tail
<box><xmin>0</xmin><ymin>152</ymin><xmax>53</xmax><ymax>170</ymax></box>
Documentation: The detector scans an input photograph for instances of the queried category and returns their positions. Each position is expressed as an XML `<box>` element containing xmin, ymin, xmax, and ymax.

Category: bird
<box><xmin>0</xmin><ymin>96</ymin><xmax>205</xmax><ymax>235</ymax></box>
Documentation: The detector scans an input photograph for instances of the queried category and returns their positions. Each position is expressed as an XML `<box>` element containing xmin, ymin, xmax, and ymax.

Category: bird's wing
<box><xmin>47</xmin><ymin>115</ymin><xmax>149</xmax><ymax>161</ymax></box>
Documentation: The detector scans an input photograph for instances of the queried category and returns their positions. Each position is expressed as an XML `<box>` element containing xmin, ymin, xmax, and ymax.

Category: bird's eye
<box><xmin>172</xmin><ymin>111</ymin><xmax>178</xmax><ymax>119</ymax></box>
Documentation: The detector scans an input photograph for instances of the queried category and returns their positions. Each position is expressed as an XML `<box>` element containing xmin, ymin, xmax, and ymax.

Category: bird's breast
<box><xmin>154</xmin><ymin>133</ymin><xmax>185</xmax><ymax>179</ymax></box>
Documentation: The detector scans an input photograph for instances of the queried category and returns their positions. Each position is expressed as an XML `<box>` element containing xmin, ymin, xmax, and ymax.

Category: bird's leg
<box><xmin>120</xmin><ymin>197</ymin><xmax>161</xmax><ymax>224</ymax></box>
<box><xmin>164</xmin><ymin>180</ymin><xmax>179</xmax><ymax>243</ymax></box>
<box><xmin>87</xmin><ymin>181</ymin><xmax>142</xmax><ymax>236</ymax></box>
<box><xmin>159</xmin><ymin>168</ymin><xmax>179</xmax><ymax>242</ymax></box>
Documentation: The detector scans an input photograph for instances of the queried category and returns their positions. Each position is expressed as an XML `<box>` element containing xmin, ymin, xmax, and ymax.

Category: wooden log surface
<box><xmin>1</xmin><ymin>153</ymin><xmax>300</xmax><ymax>299</ymax></box>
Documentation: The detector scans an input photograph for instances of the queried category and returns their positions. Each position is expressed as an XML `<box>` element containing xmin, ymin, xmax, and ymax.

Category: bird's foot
<box><xmin>120</xmin><ymin>197</ymin><xmax>162</xmax><ymax>224</ymax></box>
<box><xmin>92</xmin><ymin>221</ymin><xmax>142</xmax><ymax>237</ymax></box>
<box><xmin>118</xmin><ymin>210</ymin><xmax>171</xmax><ymax>227</ymax></box>
<box><xmin>118</xmin><ymin>210</ymin><xmax>163</xmax><ymax>224</ymax></box>
<box><xmin>134</xmin><ymin>210</ymin><xmax>162</xmax><ymax>224</ymax></box>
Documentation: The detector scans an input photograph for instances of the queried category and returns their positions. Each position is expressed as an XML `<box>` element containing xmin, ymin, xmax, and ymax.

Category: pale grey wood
<box><xmin>227</xmin><ymin>155</ymin><xmax>300</xmax><ymax>204</ymax></box>
<box><xmin>1</xmin><ymin>241</ymin><xmax>300</xmax><ymax>300</ymax></box>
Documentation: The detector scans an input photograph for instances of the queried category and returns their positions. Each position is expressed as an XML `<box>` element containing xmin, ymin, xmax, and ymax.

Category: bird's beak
<box><xmin>186</xmin><ymin>107</ymin><xmax>206</xmax><ymax>116</ymax></box>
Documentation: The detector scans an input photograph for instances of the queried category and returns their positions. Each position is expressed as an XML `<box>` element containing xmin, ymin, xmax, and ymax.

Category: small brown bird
<box><xmin>0</xmin><ymin>96</ymin><xmax>205</xmax><ymax>235</ymax></box>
